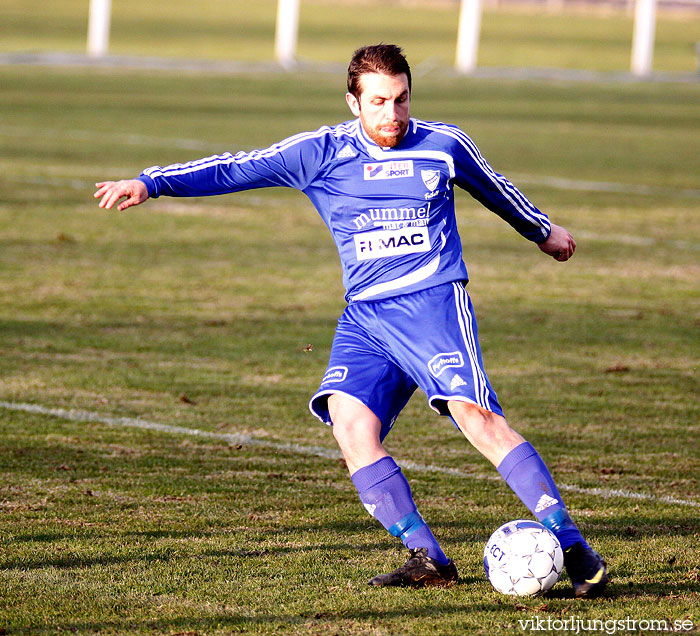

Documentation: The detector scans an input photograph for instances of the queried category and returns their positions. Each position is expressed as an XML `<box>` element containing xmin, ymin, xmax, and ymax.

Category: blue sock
<box><xmin>497</xmin><ymin>442</ymin><xmax>589</xmax><ymax>550</ymax></box>
<box><xmin>351</xmin><ymin>456</ymin><xmax>449</xmax><ymax>564</ymax></box>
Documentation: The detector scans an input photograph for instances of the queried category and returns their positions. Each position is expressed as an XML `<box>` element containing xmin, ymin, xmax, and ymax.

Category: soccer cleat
<box><xmin>564</xmin><ymin>542</ymin><xmax>609</xmax><ymax>598</ymax></box>
<box><xmin>368</xmin><ymin>548</ymin><xmax>458</xmax><ymax>588</ymax></box>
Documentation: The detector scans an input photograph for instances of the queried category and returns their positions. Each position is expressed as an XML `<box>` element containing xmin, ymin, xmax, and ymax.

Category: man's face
<box><xmin>346</xmin><ymin>72</ymin><xmax>410</xmax><ymax>148</ymax></box>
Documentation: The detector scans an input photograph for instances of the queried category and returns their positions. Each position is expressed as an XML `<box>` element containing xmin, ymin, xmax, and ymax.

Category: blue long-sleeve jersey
<box><xmin>137</xmin><ymin>118</ymin><xmax>551</xmax><ymax>303</ymax></box>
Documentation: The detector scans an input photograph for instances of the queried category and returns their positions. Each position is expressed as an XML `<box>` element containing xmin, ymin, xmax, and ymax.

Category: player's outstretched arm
<box><xmin>94</xmin><ymin>180</ymin><xmax>149</xmax><ymax>211</ymax></box>
<box><xmin>537</xmin><ymin>222</ymin><xmax>576</xmax><ymax>262</ymax></box>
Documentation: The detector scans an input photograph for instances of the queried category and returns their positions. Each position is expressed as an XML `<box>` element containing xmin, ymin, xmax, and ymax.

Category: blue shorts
<box><xmin>309</xmin><ymin>281</ymin><xmax>503</xmax><ymax>440</ymax></box>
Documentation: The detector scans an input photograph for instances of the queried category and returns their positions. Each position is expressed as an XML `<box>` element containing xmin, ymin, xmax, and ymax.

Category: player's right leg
<box><xmin>327</xmin><ymin>393</ymin><xmax>388</xmax><ymax>474</ymax></box>
<box><xmin>308</xmin><ymin>307</ymin><xmax>456</xmax><ymax>587</ymax></box>
<box><xmin>327</xmin><ymin>393</ymin><xmax>457</xmax><ymax>588</ymax></box>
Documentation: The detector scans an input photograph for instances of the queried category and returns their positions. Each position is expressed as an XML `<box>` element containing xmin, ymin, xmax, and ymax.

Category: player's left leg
<box><xmin>448</xmin><ymin>400</ymin><xmax>608</xmax><ymax>598</ymax></box>
<box><xmin>448</xmin><ymin>400</ymin><xmax>586</xmax><ymax>543</ymax></box>
<box><xmin>378</xmin><ymin>282</ymin><xmax>606</xmax><ymax>597</ymax></box>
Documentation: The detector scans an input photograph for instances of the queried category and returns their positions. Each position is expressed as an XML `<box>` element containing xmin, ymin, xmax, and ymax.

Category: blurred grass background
<box><xmin>1</xmin><ymin>0</ymin><xmax>699</xmax><ymax>72</ymax></box>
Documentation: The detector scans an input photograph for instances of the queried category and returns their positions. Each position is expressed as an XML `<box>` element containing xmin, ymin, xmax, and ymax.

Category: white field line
<box><xmin>575</xmin><ymin>230</ymin><xmax>700</xmax><ymax>251</ymax></box>
<box><xmin>8</xmin><ymin>173</ymin><xmax>699</xmax><ymax>252</ymax></box>
<box><xmin>11</xmin><ymin>172</ymin><xmax>700</xmax><ymax>205</ymax></box>
<box><xmin>509</xmin><ymin>172</ymin><xmax>700</xmax><ymax>200</ymax></box>
<box><xmin>0</xmin><ymin>124</ymin><xmax>217</xmax><ymax>152</ymax></box>
<box><xmin>2</xmin><ymin>52</ymin><xmax>700</xmax><ymax>85</ymax></box>
<box><xmin>1</xmin><ymin>400</ymin><xmax>698</xmax><ymax>509</ymax></box>
<box><xmin>1</xmin><ymin>123</ymin><xmax>700</xmax><ymax>200</ymax></box>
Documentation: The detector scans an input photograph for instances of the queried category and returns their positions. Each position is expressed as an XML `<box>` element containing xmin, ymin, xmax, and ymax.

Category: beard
<box><xmin>362</xmin><ymin>119</ymin><xmax>409</xmax><ymax>148</ymax></box>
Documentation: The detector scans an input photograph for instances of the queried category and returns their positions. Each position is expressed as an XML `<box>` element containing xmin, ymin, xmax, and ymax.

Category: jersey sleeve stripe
<box><xmin>143</xmin><ymin>123</ymin><xmax>359</xmax><ymax>180</ymax></box>
<box><xmin>421</xmin><ymin>120</ymin><xmax>546</xmax><ymax>224</ymax></box>
<box><xmin>144</xmin><ymin>130</ymin><xmax>327</xmax><ymax>178</ymax></box>
<box><xmin>416</xmin><ymin>121</ymin><xmax>550</xmax><ymax>235</ymax></box>
<box><xmin>441</xmin><ymin>123</ymin><xmax>551</xmax><ymax>231</ymax></box>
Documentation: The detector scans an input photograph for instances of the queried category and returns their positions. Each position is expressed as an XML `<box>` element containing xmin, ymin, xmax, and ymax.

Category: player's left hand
<box><xmin>537</xmin><ymin>223</ymin><xmax>576</xmax><ymax>261</ymax></box>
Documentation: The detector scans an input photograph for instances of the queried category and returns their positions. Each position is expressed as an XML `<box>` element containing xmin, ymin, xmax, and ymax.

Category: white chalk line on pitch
<box><xmin>1</xmin><ymin>400</ymin><xmax>698</xmax><ymax>509</ymax></box>
<box><xmin>0</xmin><ymin>124</ymin><xmax>216</xmax><ymax>153</ymax></box>
<box><xmin>12</xmin><ymin>171</ymin><xmax>700</xmax><ymax>204</ymax></box>
<box><xmin>3</xmin><ymin>51</ymin><xmax>700</xmax><ymax>86</ymax></box>
<box><xmin>1</xmin><ymin>122</ymin><xmax>700</xmax><ymax>201</ymax></box>
<box><xmin>9</xmin><ymin>171</ymin><xmax>699</xmax><ymax>252</ymax></box>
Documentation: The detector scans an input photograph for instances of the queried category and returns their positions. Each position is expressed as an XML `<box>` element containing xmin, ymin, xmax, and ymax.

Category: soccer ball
<box><xmin>484</xmin><ymin>519</ymin><xmax>564</xmax><ymax>596</ymax></box>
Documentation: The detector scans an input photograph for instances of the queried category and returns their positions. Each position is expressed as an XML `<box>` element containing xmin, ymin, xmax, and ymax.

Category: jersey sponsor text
<box><xmin>353</xmin><ymin>203</ymin><xmax>431</xmax><ymax>231</ymax></box>
<box><xmin>364</xmin><ymin>160</ymin><xmax>414</xmax><ymax>181</ymax></box>
<box><xmin>354</xmin><ymin>226</ymin><xmax>430</xmax><ymax>261</ymax></box>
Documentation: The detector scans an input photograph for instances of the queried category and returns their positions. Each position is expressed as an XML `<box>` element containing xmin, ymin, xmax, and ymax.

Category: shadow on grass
<box><xmin>0</xmin><ymin>551</ymin><xmax>176</xmax><ymax>572</ymax></box>
<box><xmin>542</xmin><ymin>578</ymin><xmax>700</xmax><ymax>601</ymax></box>
<box><xmin>3</xmin><ymin>599</ymin><xmax>516</xmax><ymax>636</ymax></box>
<box><xmin>11</xmin><ymin>531</ymin><xmax>84</xmax><ymax>543</ymax></box>
<box><xmin>5</xmin><ymin>514</ymin><xmax>696</xmax><ymax>565</ymax></box>
<box><xmin>1</xmin><ymin>519</ymin><xmax>387</xmax><ymax>572</ymax></box>
<box><xmin>8</xmin><ymin>578</ymin><xmax>699</xmax><ymax>636</ymax></box>
<box><xmin>0</xmin><ymin>538</ymin><xmax>388</xmax><ymax>573</ymax></box>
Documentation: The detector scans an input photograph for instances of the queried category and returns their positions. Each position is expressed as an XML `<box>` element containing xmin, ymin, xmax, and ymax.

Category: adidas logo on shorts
<box><xmin>450</xmin><ymin>374</ymin><xmax>467</xmax><ymax>391</ymax></box>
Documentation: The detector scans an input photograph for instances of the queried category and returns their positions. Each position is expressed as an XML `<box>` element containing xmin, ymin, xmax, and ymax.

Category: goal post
<box><xmin>455</xmin><ymin>0</ymin><xmax>484</xmax><ymax>74</ymax></box>
<box><xmin>87</xmin><ymin>0</ymin><xmax>112</xmax><ymax>57</ymax></box>
<box><xmin>274</xmin><ymin>0</ymin><xmax>301</xmax><ymax>69</ymax></box>
<box><xmin>631</xmin><ymin>0</ymin><xmax>658</xmax><ymax>76</ymax></box>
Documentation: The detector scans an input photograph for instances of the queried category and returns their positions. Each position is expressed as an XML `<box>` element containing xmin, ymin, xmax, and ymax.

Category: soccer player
<box><xmin>95</xmin><ymin>44</ymin><xmax>608</xmax><ymax>597</ymax></box>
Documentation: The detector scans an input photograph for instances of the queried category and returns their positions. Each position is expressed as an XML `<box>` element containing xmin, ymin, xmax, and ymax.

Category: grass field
<box><xmin>1</xmin><ymin>8</ymin><xmax>700</xmax><ymax>634</ymax></box>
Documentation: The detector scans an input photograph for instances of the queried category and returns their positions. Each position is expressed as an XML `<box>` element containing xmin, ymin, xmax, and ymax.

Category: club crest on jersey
<box><xmin>428</xmin><ymin>351</ymin><xmax>464</xmax><ymax>378</ymax></box>
<box><xmin>421</xmin><ymin>169</ymin><xmax>441</xmax><ymax>191</ymax></box>
<box><xmin>363</xmin><ymin>160</ymin><xmax>414</xmax><ymax>181</ymax></box>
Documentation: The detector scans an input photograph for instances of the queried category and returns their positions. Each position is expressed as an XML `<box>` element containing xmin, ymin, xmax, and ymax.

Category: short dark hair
<box><xmin>347</xmin><ymin>44</ymin><xmax>412</xmax><ymax>99</ymax></box>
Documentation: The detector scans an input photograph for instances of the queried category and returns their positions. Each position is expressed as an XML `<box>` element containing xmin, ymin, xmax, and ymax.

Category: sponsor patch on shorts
<box><xmin>428</xmin><ymin>351</ymin><xmax>464</xmax><ymax>378</ymax></box>
<box><xmin>322</xmin><ymin>366</ymin><xmax>348</xmax><ymax>384</ymax></box>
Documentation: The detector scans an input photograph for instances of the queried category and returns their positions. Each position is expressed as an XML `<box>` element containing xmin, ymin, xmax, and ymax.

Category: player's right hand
<box><xmin>94</xmin><ymin>180</ymin><xmax>149</xmax><ymax>211</ymax></box>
